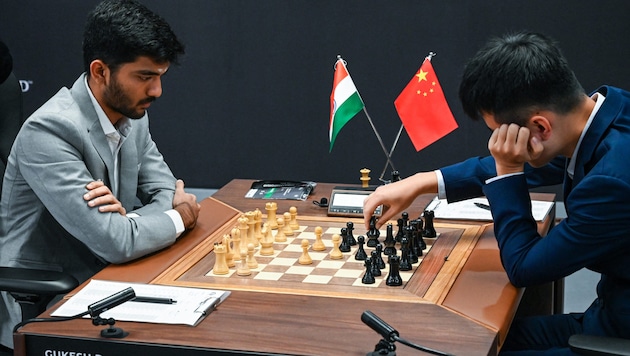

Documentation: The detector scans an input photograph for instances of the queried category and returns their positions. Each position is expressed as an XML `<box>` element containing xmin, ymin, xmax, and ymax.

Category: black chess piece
<box><xmin>410</xmin><ymin>219</ymin><xmax>423</xmax><ymax>259</ymax></box>
<box><xmin>399</xmin><ymin>236</ymin><xmax>412</xmax><ymax>271</ymax></box>
<box><xmin>395</xmin><ymin>218</ymin><xmax>404</xmax><ymax>243</ymax></box>
<box><xmin>391</xmin><ymin>170</ymin><xmax>401</xmax><ymax>182</ymax></box>
<box><xmin>374</xmin><ymin>244</ymin><xmax>386</xmax><ymax>269</ymax></box>
<box><xmin>355</xmin><ymin>235</ymin><xmax>368</xmax><ymax>260</ymax></box>
<box><xmin>383</xmin><ymin>224</ymin><xmax>396</xmax><ymax>256</ymax></box>
<box><xmin>346</xmin><ymin>222</ymin><xmax>357</xmax><ymax>246</ymax></box>
<box><xmin>405</xmin><ymin>225</ymin><xmax>418</xmax><ymax>264</ymax></box>
<box><xmin>339</xmin><ymin>227</ymin><xmax>351</xmax><ymax>252</ymax></box>
<box><xmin>366</xmin><ymin>215</ymin><xmax>380</xmax><ymax>247</ymax></box>
<box><xmin>386</xmin><ymin>255</ymin><xmax>403</xmax><ymax>287</ymax></box>
<box><xmin>370</xmin><ymin>251</ymin><xmax>382</xmax><ymax>277</ymax></box>
<box><xmin>362</xmin><ymin>257</ymin><xmax>375</xmax><ymax>284</ymax></box>
<box><xmin>423</xmin><ymin>210</ymin><xmax>437</xmax><ymax>238</ymax></box>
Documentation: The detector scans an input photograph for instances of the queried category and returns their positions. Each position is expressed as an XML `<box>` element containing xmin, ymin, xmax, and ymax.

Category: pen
<box><xmin>132</xmin><ymin>296</ymin><xmax>177</xmax><ymax>304</ymax></box>
<box><xmin>474</xmin><ymin>202</ymin><xmax>491</xmax><ymax>211</ymax></box>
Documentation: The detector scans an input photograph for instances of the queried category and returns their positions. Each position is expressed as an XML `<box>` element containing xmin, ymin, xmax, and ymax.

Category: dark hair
<box><xmin>82</xmin><ymin>0</ymin><xmax>185</xmax><ymax>74</ymax></box>
<box><xmin>458</xmin><ymin>32</ymin><xmax>585</xmax><ymax>124</ymax></box>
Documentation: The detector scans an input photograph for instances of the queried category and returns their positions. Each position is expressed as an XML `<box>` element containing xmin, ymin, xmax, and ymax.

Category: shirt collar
<box><xmin>83</xmin><ymin>76</ymin><xmax>131</xmax><ymax>136</ymax></box>
<box><xmin>566</xmin><ymin>92</ymin><xmax>606</xmax><ymax>178</ymax></box>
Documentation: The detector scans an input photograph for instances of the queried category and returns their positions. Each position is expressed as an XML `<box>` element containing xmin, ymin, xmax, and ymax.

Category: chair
<box><xmin>0</xmin><ymin>47</ymin><xmax>78</xmax><ymax>332</ymax></box>
<box><xmin>569</xmin><ymin>334</ymin><xmax>630</xmax><ymax>356</ymax></box>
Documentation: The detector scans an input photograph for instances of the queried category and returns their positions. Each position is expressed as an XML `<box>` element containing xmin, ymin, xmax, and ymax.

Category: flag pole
<box><xmin>380</xmin><ymin>51</ymin><xmax>437</xmax><ymax>182</ymax></box>
<box><xmin>362</xmin><ymin>106</ymin><xmax>397</xmax><ymax>174</ymax></box>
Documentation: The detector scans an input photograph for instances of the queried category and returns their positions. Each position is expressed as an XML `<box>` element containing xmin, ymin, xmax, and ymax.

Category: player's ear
<box><xmin>89</xmin><ymin>60</ymin><xmax>109</xmax><ymax>83</ymax></box>
<box><xmin>528</xmin><ymin>115</ymin><xmax>552</xmax><ymax>141</ymax></box>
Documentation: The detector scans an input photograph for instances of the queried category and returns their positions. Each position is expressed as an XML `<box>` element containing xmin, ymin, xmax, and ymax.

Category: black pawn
<box><xmin>399</xmin><ymin>236</ymin><xmax>412</xmax><ymax>271</ymax></box>
<box><xmin>386</xmin><ymin>255</ymin><xmax>403</xmax><ymax>287</ymax></box>
<box><xmin>346</xmin><ymin>222</ymin><xmax>357</xmax><ymax>246</ymax></box>
<box><xmin>375</xmin><ymin>244</ymin><xmax>386</xmax><ymax>269</ymax></box>
<box><xmin>395</xmin><ymin>218</ymin><xmax>404</xmax><ymax>243</ymax></box>
<box><xmin>362</xmin><ymin>257</ymin><xmax>375</xmax><ymax>284</ymax></box>
<box><xmin>391</xmin><ymin>170</ymin><xmax>401</xmax><ymax>182</ymax></box>
<box><xmin>339</xmin><ymin>227</ymin><xmax>351</xmax><ymax>252</ymax></box>
<box><xmin>423</xmin><ymin>210</ymin><xmax>437</xmax><ymax>238</ymax></box>
<box><xmin>370</xmin><ymin>251</ymin><xmax>381</xmax><ymax>277</ymax></box>
<box><xmin>355</xmin><ymin>235</ymin><xmax>368</xmax><ymax>260</ymax></box>
<box><xmin>383</xmin><ymin>224</ymin><xmax>396</xmax><ymax>256</ymax></box>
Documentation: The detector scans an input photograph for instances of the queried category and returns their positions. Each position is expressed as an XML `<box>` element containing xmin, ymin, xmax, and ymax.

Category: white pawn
<box><xmin>237</xmin><ymin>250</ymin><xmax>251</xmax><ymax>276</ymax></box>
<box><xmin>246</xmin><ymin>243</ymin><xmax>258</xmax><ymax>269</ymax></box>
<box><xmin>298</xmin><ymin>239</ymin><xmax>312</xmax><ymax>265</ymax></box>
<box><xmin>312</xmin><ymin>226</ymin><xmax>326</xmax><ymax>251</ymax></box>
<box><xmin>283</xmin><ymin>212</ymin><xmax>294</xmax><ymax>236</ymax></box>
<box><xmin>274</xmin><ymin>217</ymin><xmax>287</xmax><ymax>242</ymax></box>
<box><xmin>330</xmin><ymin>234</ymin><xmax>343</xmax><ymax>260</ymax></box>
<box><xmin>289</xmin><ymin>206</ymin><xmax>300</xmax><ymax>230</ymax></box>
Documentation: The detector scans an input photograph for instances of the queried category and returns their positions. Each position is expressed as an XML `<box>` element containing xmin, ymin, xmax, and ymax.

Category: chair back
<box><xmin>0</xmin><ymin>71</ymin><xmax>23</xmax><ymax>198</ymax></box>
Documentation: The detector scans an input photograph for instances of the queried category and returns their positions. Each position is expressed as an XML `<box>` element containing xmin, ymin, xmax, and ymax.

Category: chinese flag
<box><xmin>394</xmin><ymin>58</ymin><xmax>458</xmax><ymax>151</ymax></box>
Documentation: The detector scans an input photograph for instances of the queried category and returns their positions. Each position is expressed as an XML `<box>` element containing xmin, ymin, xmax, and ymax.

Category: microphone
<box><xmin>88</xmin><ymin>287</ymin><xmax>136</xmax><ymax>317</ymax></box>
<box><xmin>361</xmin><ymin>310</ymin><xmax>399</xmax><ymax>343</ymax></box>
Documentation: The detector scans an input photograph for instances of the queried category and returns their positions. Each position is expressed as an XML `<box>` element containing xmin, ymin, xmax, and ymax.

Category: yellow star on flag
<box><xmin>415</xmin><ymin>69</ymin><xmax>428</xmax><ymax>82</ymax></box>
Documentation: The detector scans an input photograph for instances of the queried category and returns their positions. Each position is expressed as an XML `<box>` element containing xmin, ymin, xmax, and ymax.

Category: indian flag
<box><xmin>329</xmin><ymin>56</ymin><xmax>365</xmax><ymax>152</ymax></box>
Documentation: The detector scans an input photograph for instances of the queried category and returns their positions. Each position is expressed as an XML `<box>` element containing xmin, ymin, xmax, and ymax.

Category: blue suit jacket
<box><xmin>441</xmin><ymin>86</ymin><xmax>630</xmax><ymax>338</ymax></box>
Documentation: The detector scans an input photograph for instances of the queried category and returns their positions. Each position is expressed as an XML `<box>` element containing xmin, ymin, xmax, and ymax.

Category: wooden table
<box><xmin>14</xmin><ymin>179</ymin><xmax>555</xmax><ymax>356</ymax></box>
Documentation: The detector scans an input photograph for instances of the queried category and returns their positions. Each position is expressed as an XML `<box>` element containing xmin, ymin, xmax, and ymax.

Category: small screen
<box><xmin>331</xmin><ymin>193</ymin><xmax>368</xmax><ymax>208</ymax></box>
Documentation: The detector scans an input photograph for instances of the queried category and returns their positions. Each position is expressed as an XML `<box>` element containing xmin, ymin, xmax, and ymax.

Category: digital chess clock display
<box><xmin>328</xmin><ymin>188</ymin><xmax>382</xmax><ymax>218</ymax></box>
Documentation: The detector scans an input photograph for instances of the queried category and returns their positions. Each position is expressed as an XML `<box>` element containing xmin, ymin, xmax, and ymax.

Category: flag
<box><xmin>394</xmin><ymin>57</ymin><xmax>458</xmax><ymax>151</ymax></box>
<box><xmin>329</xmin><ymin>56</ymin><xmax>365</xmax><ymax>152</ymax></box>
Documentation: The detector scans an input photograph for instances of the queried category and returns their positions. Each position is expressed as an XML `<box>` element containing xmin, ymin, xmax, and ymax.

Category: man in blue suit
<box><xmin>0</xmin><ymin>0</ymin><xmax>200</xmax><ymax>350</ymax></box>
<box><xmin>364</xmin><ymin>32</ymin><xmax>630</xmax><ymax>354</ymax></box>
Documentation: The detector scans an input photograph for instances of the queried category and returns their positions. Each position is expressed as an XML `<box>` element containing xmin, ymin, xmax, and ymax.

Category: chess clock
<box><xmin>327</xmin><ymin>186</ymin><xmax>382</xmax><ymax>218</ymax></box>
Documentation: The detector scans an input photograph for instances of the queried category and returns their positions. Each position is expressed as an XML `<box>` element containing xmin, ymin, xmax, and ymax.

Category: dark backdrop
<box><xmin>2</xmin><ymin>1</ymin><xmax>629</xmax><ymax>195</ymax></box>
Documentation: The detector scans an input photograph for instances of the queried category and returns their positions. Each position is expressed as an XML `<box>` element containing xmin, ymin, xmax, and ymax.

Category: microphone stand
<box><xmin>361</xmin><ymin>310</ymin><xmax>454</xmax><ymax>356</ymax></box>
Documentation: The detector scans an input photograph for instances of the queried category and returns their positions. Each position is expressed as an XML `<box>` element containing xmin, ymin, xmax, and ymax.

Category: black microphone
<box><xmin>361</xmin><ymin>310</ymin><xmax>399</xmax><ymax>343</ymax></box>
<box><xmin>88</xmin><ymin>287</ymin><xmax>136</xmax><ymax>317</ymax></box>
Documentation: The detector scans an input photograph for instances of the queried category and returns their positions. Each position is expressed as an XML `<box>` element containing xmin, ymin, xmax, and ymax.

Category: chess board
<box><xmin>155</xmin><ymin>214</ymin><xmax>484</xmax><ymax>304</ymax></box>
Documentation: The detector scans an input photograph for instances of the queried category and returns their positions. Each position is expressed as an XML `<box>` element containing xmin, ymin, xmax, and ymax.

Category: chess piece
<box><xmin>259</xmin><ymin>224</ymin><xmax>275</xmax><ymax>256</ymax></box>
<box><xmin>360</xmin><ymin>168</ymin><xmax>371</xmax><ymax>188</ymax></box>
<box><xmin>245</xmin><ymin>211</ymin><xmax>258</xmax><ymax>247</ymax></box>
<box><xmin>374</xmin><ymin>244</ymin><xmax>386</xmax><ymax>269</ymax></box>
<box><xmin>330</xmin><ymin>234</ymin><xmax>343</xmax><ymax>259</ymax></box>
<box><xmin>298</xmin><ymin>239</ymin><xmax>312</xmax><ymax>265</ymax></box>
<box><xmin>339</xmin><ymin>227</ymin><xmax>351</xmax><ymax>252</ymax></box>
<box><xmin>399</xmin><ymin>236</ymin><xmax>412</xmax><ymax>271</ymax></box>
<box><xmin>238</xmin><ymin>215</ymin><xmax>249</xmax><ymax>252</ymax></box>
<box><xmin>265</xmin><ymin>202</ymin><xmax>278</xmax><ymax>229</ymax></box>
<box><xmin>312</xmin><ymin>226</ymin><xmax>326</xmax><ymax>251</ymax></box>
<box><xmin>391</xmin><ymin>170</ymin><xmax>401</xmax><ymax>182</ymax></box>
<box><xmin>354</xmin><ymin>235</ymin><xmax>368</xmax><ymax>260</ymax></box>
<box><xmin>212</xmin><ymin>243</ymin><xmax>229</xmax><ymax>275</ymax></box>
<box><xmin>254</xmin><ymin>208</ymin><xmax>264</xmax><ymax>241</ymax></box>
<box><xmin>274</xmin><ymin>217</ymin><xmax>287</xmax><ymax>242</ymax></box>
<box><xmin>370</xmin><ymin>251</ymin><xmax>381</xmax><ymax>277</ymax></box>
<box><xmin>223</xmin><ymin>234</ymin><xmax>235</xmax><ymax>268</ymax></box>
<box><xmin>386</xmin><ymin>255</ymin><xmax>403</xmax><ymax>286</ymax></box>
<box><xmin>346</xmin><ymin>222</ymin><xmax>357</xmax><ymax>246</ymax></box>
<box><xmin>289</xmin><ymin>206</ymin><xmax>300</xmax><ymax>230</ymax></box>
<box><xmin>362</xmin><ymin>257</ymin><xmax>375</xmax><ymax>284</ymax></box>
<box><xmin>246</xmin><ymin>243</ymin><xmax>258</xmax><ymax>269</ymax></box>
<box><xmin>283</xmin><ymin>212</ymin><xmax>294</xmax><ymax>236</ymax></box>
<box><xmin>383</xmin><ymin>224</ymin><xmax>396</xmax><ymax>256</ymax></box>
<box><xmin>406</xmin><ymin>225</ymin><xmax>418</xmax><ymax>264</ymax></box>
<box><xmin>395</xmin><ymin>218</ymin><xmax>405</xmax><ymax>243</ymax></box>
<box><xmin>236</xmin><ymin>250</ymin><xmax>251</xmax><ymax>276</ymax></box>
<box><xmin>231</xmin><ymin>227</ymin><xmax>241</xmax><ymax>262</ymax></box>
<box><xmin>422</xmin><ymin>210</ymin><xmax>437</xmax><ymax>238</ymax></box>
<box><xmin>366</xmin><ymin>215</ymin><xmax>380</xmax><ymax>247</ymax></box>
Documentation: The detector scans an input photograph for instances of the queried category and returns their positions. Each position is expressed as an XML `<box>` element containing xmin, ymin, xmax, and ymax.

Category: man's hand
<box><xmin>172</xmin><ymin>179</ymin><xmax>200</xmax><ymax>230</ymax></box>
<box><xmin>362</xmin><ymin>172</ymin><xmax>438</xmax><ymax>230</ymax></box>
<box><xmin>84</xmin><ymin>180</ymin><xmax>126</xmax><ymax>215</ymax></box>
<box><xmin>488</xmin><ymin>124</ymin><xmax>544</xmax><ymax>176</ymax></box>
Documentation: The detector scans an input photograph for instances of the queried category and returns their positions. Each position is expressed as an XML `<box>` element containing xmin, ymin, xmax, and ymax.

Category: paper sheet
<box><xmin>426</xmin><ymin>197</ymin><xmax>553</xmax><ymax>222</ymax></box>
<box><xmin>52</xmin><ymin>279</ymin><xmax>230</xmax><ymax>326</ymax></box>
